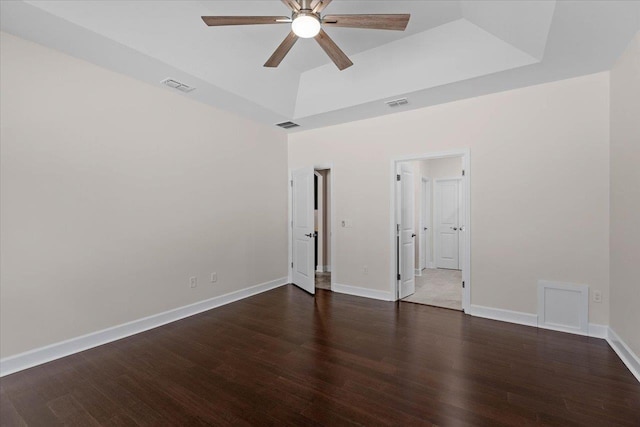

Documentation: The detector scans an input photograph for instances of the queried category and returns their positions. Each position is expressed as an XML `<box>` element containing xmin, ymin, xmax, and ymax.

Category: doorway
<box><xmin>314</xmin><ymin>169</ymin><xmax>332</xmax><ymax>291</ymax></box>
<box><xmin>289</xmin><ymin>165</ymin><xmax>334</xmax><ymax>295</ymax></box>
<box><xmin>392</xmin><ymin>151</ymin><xmax>470</xmax><ymax>312</ymax></box>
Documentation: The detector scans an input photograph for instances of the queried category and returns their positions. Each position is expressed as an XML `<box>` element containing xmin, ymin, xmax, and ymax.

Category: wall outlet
<box><xmin>189</xmin><ymin>277</ymin><xmax>198</xmax><ymax>288</ymax></box>
<box><xmin>593</xmin><ymin>290</ymin><xmax>602</xmax><ymax>303</ymax></box>
<box><xmin>363</xmin><ymin>265</ymin><xmax>368</xmax><ymax>275</ymax></box>
<box><xmin>210</xmin><ymin>272</ymin><xmax>217</xmax><ymax>283</ymax></box>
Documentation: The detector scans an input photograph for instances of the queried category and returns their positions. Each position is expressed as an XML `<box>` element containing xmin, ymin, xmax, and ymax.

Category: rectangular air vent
<box><xmin>385</xmin><ymin>98</ymin><xmax>408</xmax><ymax>107</ymax></box>
<box><xmin>276</xmin><ymin>121</ymin><xmax>300</xmax><ymax>129</ymax></box>
<box><xmin>161</xmin><ymin>78</ymin><xmax>195</xmax><ymax>93</ymax></box>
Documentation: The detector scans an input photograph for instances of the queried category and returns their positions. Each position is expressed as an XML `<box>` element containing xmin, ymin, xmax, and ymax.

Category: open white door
<box><xmin>292</xmin><ymin>167</ymin><xmax>315</xmax><ymax>294</ymax></box>
<box><xmin>398</xmin><ymin>163</ymin><xmax>415</xmax><ymax>299</ymax></box>
<box><xmin>435</xmin><ymin>178</ymin><xmax>460</xmax><ymax>270</ymax></box>
<box><xmin>419</xmin><ymin>178</ymin><xmax>431</xmax><ymax>270</ymax></box>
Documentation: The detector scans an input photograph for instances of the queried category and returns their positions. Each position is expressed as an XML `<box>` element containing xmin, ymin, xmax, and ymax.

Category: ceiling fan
<box><xmin>201</xmin><ymin>0</ymin><xmax>410</xmax><ymax>71</ymax></box>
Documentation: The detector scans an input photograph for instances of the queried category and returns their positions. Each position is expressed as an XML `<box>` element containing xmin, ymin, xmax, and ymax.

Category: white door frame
<box><xmin>314</xmin><ymin>171</ymin><xmax>324</xmax><ymax>272</ymax></box>
<box><xmin>389</xmin><ymin>149</ymin><xmax>471</xmax><ymax>312</ymax></box>
<box><xmin>289</xmin><ymin>164</ymin><xmax>335</xmax><ymax>291</ymax></box>
<box><xmin>419</xmin><ymin>176</ymin><xmax>431</xmax><ymax>271</ymax></box>
<box><xmin>433</xmin><ymin>177</ymin><xmax>463</xmax><ymax>270</ymax></box>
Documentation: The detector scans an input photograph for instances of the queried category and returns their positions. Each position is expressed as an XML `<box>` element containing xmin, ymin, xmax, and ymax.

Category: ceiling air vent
<box><xmin>385</xmin><ymin>98</ymin><xmax>409</xmax><ymax>107</ymax></box>
<box><xmin>276</xmin><ymin>121</ymin><xmax>300</xmax><ymax>129</ymax></box>
<box><xmin>161</xmin><ymin>78</ymin><xmax>195</xmax><ymax>93</ymax></box>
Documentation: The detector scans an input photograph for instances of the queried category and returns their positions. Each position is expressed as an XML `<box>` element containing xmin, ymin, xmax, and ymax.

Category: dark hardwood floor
<box><xmin>1</xmin><ymin>285</ymin><xmax>639</xmax><ymax>426</ymax></box>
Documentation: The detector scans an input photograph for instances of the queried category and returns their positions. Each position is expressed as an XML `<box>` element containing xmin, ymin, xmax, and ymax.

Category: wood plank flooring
<box><xmin>1</xmin><ymin>285</ymin><xmax>639</xmax><ymax>426</ymax></box>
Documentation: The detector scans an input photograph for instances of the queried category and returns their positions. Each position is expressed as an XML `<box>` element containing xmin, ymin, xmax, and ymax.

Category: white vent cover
<box><xmin>538</xmin><ymin>280</ymin><xmax>589</xmax><ymax>335</ymax></box>
<box><xmin>161</xmin><ymin>78</ymin><xmax>195</xmax><ymax>93</ymax></box>
<box><xmin>385</xmin><ymin>98</ymin><xmax>408</xmax><ymax>107</ymax></box>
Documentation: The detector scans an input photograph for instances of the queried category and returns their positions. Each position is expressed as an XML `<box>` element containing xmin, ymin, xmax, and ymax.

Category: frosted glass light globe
<box><xmin>292</xmin><ymin>14</ymin><xmax>321</xmax><ymax>38</ymax></box>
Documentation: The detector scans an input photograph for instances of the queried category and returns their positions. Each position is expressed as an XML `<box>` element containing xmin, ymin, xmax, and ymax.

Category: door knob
<box><xmin>411</xmin><ymin>233</ymin><xmax>416</xmax><ymax>238</ymax></box>
<box><xmin>305</xmin><ymin>233</ymin><xmax>314</xmax><ymax>238</ymax></box>
<box><xmin>451</xmin><ymin>227</ymin><xmax>458</xmax><ymax>231</ymax></box>
<box><xmin>423</xmin><ymin>227</ymin><xmax>428</xmax><ymax>231</ymax></box>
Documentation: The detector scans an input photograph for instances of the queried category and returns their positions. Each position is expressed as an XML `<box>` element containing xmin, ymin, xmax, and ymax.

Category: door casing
<box><xmin>390</xmin><ymin>149</ymin><xmax>471</xmax><ymax>312</ymax></box>
<box><xmin>314</xmin><ymin>171</ymin><xmax>323</xmax><ymax>272</ymax></box>
<box><xmin>419</xmin><ymin>176</ymin><xmax>431</xmax><ymax>271</ymax></box>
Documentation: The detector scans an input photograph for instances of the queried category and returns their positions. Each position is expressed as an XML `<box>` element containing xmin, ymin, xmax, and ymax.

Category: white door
<box><xmin>420</xmin><ymin>178</ymin><xmax>431</xmax><ymax>270</ymax></box>
<box><xmin>435</xmin><ymin>179</ymin><xmax>460</xmax><ymax>270</ymax></box>
<box><xmin>398</xmin><ymin>163</ymin><xmax>415</xmax><ymax>299</ymax></box>
<box><xmin>292</xmin><ymin>167</ymin><xmax>315</xmax><ymax>294</ymax></box>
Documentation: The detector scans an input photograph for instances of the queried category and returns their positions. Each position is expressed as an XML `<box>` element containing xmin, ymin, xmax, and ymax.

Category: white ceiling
<box><xmin>2</xmin><ymin>1</ymin><xmax>639</xmax><ymax>131</ymax></box>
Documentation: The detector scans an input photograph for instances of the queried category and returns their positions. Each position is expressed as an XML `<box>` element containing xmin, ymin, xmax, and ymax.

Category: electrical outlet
<box><xmin>189</xmin><ymin>277</ymin><xmax>197</xmax><ymax>288</ymax></box>
<box><xmin>363</xmin><ymin>265</ymin><xmax>368</xmax><ymax>275</ymax></box>
<box><xmin>210</xmin><ymin>272</ymin><xmax>217</xmax><ymax>283</ymax></box>
<box><xmin>593</xmin><ymin>290</ymin><xmax>602</xmax><ymax>303</ymax></box>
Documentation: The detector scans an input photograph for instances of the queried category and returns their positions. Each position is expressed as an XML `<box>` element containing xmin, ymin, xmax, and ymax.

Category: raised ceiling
<box><xmin>2</xmin><ymin>1</ymin><xmax>639</xmax><ymax>131</ymax></box>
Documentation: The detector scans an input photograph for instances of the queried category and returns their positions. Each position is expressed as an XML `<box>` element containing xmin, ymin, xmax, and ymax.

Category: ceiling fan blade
<box><xmin>201</xmin><ymin>16</ymin><xmax>291</xmax><ymax>26</ymax></box>
<box><xmin>281</xmin><ymin>0</ymin><xmax>301</xmax><ymax>12</ymax></box>
<box><xmin>322</xmin><ymin>14</ymin><xmax>411</xmax><ymax>31</ymax></box>
<box><xmin>264</xmin><ymin>31</ymin><xmax>299</xmax><ymax>68</ymax></box>
<box><xmin>314</xmin><ymin>29</ymin><xmax>353</xmax><ymax>71</ymax></box>
<box><xmin>312</xmin><ymin>0</ymin><xmax>333</xmax><ymax>14</ymax></box>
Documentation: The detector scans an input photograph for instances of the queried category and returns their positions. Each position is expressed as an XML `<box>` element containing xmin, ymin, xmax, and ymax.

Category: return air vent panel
<box><xmin>276</xmin><ymin>121</ymin><xmax>300</xmax><ymax>129</ymax></box>
<box><xmin>385</xmin><ymin>98</ymin><xmax>409</xmax><ymax>107</ymax></box>
<box><xmin>161</xmin><ymin>78</ymin><xmax>195</xmax><ymax>93</ymax></box>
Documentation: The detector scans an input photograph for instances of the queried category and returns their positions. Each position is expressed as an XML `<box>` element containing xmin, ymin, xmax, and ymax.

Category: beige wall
<box><xmin>610</xmin><ymin>33</ymin><xmax>640</xmax><ymax>355</ymax></box>
<box><xmin>0</xmin><ymin>33</ymin><xmax>288</xmax><ymax>358</ymax></box>
<box><xmin>289</xmin><ymin>72</ymin><xmax>610</xmax><ymax>324</ymax></box>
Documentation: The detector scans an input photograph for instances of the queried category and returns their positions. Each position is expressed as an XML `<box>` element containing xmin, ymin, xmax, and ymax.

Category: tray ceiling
<box><xmin>2</xmin><ymin>1</ymin><xmax>639</xmax><ymax>131</ymax></box>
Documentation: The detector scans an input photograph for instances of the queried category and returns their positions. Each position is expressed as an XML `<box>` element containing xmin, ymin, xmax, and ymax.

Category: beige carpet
<box><xmin>402</xmin><ymin>268</ymin><xmax>462</xmax><ymax>310</ymax></box>
<box><xmin>315</xmin><ymin>271</ymin><xmax>331</xmax><ymax>290</ymax></box>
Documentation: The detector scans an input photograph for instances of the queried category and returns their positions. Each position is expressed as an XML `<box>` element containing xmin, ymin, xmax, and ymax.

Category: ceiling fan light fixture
<box><xmin>292</xmin><ymin>13</ymin><xmax>321</xmax><ymax>38</ymax></box>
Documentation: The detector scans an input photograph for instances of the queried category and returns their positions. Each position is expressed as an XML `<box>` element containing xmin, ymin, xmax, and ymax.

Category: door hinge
<box><xmin>397</xmin><ymin>174</ymin><xmax>401</xmax><ymax>181</ymax></box>
<box><xmin>291</xmin><ymin>262</ymin><xmax>293</xmax><ymax>268</ymax></box>
<box><xmin>397</xmin><ymin>224</ymin><xmax>400</xmax><ymax>233</ymax></box>
<box><xmin>462</xmin><ymin>281</ymin><xmax>465</xmax><ymax>289</ymax></box>
<box><xmin>397</xmin><ymin>273</ymin><xmax>401</xmax><ymax>280</ymax></box>
<box><xmin>462</xmin><ymin>169</ymin><xmax>465</xmax><ymax>176</ymax></box>
<box><xmin>291</xmin><ymin>220</ymin><xmax>293</xmax><ymax>228</ymax></box>
<box><xmin>290</xmin><ymin>180</ymin><xmax>293</xmax><ymax>187</ymax></box>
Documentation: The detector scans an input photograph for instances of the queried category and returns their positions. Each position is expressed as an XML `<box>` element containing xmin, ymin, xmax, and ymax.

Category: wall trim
<box><xmin>0</xmin><ymin>277</ymin><xmax>289</xmax><ymax>377</ymax></box>
<box><xmin>587</xmin><ymin>323</ymin><xmax>609</xmax><ymax>339</ymax></box>
<box><xmin>467</xmin><ymin>304</ymin><xmax>538</xmax><ymax>327</ymax></box>
<box><xmin>323</xmin><ymin>265</ymin><xmax>332</xmax><ymax>272</ymax></box>
<box><xmin>332</xmin><ymin>283</ymin><xmax>393</xmax><ymax>301</ymax></box>
<box><xmin>607</xmin><ymin>327</ymin><xmax>640</xmax><ymax>383</ymax></box>
<box><xmin>414</xmin><ymin>269</ymin><xmax>422</xmax><ymax>276</ymax></box>
<box><xmin>468</xmin><ymin>304</ymin><xmax>609</xmax><ymax>337</ymax></box>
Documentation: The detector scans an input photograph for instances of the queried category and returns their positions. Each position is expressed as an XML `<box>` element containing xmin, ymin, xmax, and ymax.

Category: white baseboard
<box><xmin>324</xmin><ymin>265</ymin><xmax>331</xmax><ymax>272</ymax></box>
<box><xmin>468</xmin><ymin>304</ymin><xmax>538</xmax><ymax>327</ymax></box>
<box><xmin>587</xmin><ymin>323</ymin><xmax>609</xmax><ymax>339</ymax></box>
<box><xmin>0</xmin><ymin>277</ymin><xmax>288</xmax><ymax>377</ymax></box>
<box><xmin>332</xmin><ymin>283</ymin><xmax>393</xmax><ymax>301</ymax></box>
<box><xmin>316</xmin><ymin>267</ymin><xmax>324</xmax><ymax>273</ymax></box>
<box><xmin>468</xmin><ymin>304</ymin><xmax>609</xmax><ymax>338</ymax></box>
<box><xmin>607</xmin><ymin>327</ymin><xmax>640</xmax><ymax>383</ymax></box>
<box><xmin>414</xmin><ymin>269</ymin><xmax>422</xmax><ymax>276</ymax></box>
